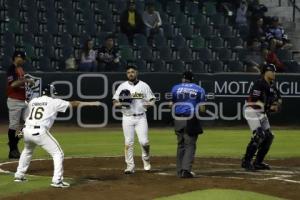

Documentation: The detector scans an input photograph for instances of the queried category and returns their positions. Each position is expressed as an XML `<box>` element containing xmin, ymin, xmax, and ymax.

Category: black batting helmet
<box><xmin>42</xmin><ymin>84</ymin><xmax>57</xmax><ymax>96</ymax></box>
<box><xmin>261</xmin><ymin>63</ymin><xmax>276</xmax><ymax>74</ymax></box>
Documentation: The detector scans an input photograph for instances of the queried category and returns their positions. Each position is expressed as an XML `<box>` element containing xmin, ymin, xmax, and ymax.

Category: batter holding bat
<box><xmin>113</xmin><ymin>65</ymin><xmax>155</xmax><ymax>174</ymax></box>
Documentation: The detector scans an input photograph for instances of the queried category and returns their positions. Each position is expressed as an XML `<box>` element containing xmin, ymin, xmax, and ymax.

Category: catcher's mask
<box><xmin>42</xmin><ymin>84</ymin><xmax>58</xmax><ymax>96</ymax></box>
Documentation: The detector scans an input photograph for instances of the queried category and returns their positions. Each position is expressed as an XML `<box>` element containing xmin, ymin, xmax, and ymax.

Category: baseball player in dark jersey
<box><xmin>6</xmin><ymin>51</ymin><xmax>34</xmax><ymax>159</ymax></box>
<box><xmin>242</xmin><ymin>63</ymin><xmax>282</xmax><ymax>170</ymax></box>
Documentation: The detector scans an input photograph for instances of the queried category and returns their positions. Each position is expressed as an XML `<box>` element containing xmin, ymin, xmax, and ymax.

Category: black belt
<box><xmin>132</xmin><ymin>113</ymin><xmax>144</xmax><ymax>116</ymax></box>
<box><xmin>25</xmin><ymin>126</ymin><xmax>40</xmax><ymax>129</ymax></box>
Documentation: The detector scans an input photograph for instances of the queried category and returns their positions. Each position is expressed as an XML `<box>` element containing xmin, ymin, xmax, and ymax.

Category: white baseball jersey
<box><xmin>25</xmin><ymin>95</ymin><xmax>70</xmax><ymax>129</ymax></box>
<box><xmin>113</xmin><ymin>80</ymin><xmax>155</xmax><ymax>115</ymax></box>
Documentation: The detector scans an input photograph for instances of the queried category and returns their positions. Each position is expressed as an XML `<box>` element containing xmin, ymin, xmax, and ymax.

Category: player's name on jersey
<box><xmin>32</xmin><ymin>102</ymin><xmax>48</xmax><ymax>106</ymax></box>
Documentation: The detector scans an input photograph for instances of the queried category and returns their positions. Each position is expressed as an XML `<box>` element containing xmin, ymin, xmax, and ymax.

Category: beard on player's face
<box><xmin>127</xmin><ymin>70</ymin><xmax>138</xmax><ymax>82</ymax></box>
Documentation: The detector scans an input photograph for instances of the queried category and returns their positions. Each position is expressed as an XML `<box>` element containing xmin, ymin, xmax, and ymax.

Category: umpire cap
<box><xmin>261</xmin><ymin>63</ymin><xmax>276</xmax><ymax>74</ymax></box>
<box><xmin>42</xmin><ymin>84</ymin><xmax>58</xmax><ymax>96</ymax></box>
<box><xmin>182</xmin><ymin>71</ymin><xmax>194</xmax><ymax>81</ymax></box>
<box><xmin>12</xmin><ymin>50</ymin><xmax>27</xmax><ymax>60</ymax></box>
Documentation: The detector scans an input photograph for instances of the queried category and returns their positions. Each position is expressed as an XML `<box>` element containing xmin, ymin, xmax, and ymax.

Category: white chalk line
<box><xmin>1</xmin><ymin>158</ymin><xmax>300</xmax><ymax>185</ymax></box>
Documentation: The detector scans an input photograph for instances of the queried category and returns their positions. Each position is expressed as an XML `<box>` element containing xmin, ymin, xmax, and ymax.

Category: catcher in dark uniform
<box><xmin>242</xmin><ymin>63</ymin><xmax>282</xmax><ymax>170</ymax></box>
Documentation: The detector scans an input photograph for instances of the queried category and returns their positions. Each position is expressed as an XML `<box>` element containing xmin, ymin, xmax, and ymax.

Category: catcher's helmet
<box><xmin>261</xmin><ymin>63</ymin><xmax>276</xmax><ymax>74</ymax></box>
<box><xmin>182</xmin><ymin>71</ymin><xmax>194</xmax><ymax>81</ymax></box>
<box><xmin>42</xmin><ymin>84</ymin><xmax>57</xmax><ymax>96</ymax></box>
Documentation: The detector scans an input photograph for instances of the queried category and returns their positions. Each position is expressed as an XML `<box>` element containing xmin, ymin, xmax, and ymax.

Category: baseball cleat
<box><xmin>50</xmin><ymin>181</ymin><xmax>70</xmax><ymax>188</ymax></box>
<box><xmin>241</xmin><ymin>160</ymin><xmax>255</xmax><ymax>171</ymax></box>
<box><xmin>143</xmin><ymin>160</ymin><xmax>151</xmax><ymax>171</ymax></box>
<box><xmin>9</xmin><ymin>149</ymin><xmax>20</xmax><ymax>159</ymax></box>
<box><xmin>14</xmin><ymin>177</ymin><xmax>27</xmax><ymax>182</ymax></box>
<box><xmin>180</xmin><ymin>170</ymin><xmax>195</xmax><ymax>178</ymax></box>
<box><xmin>124</xmin><ymin>168</ymin><xmax>135</xmax><ymax>174</ymax></box>
<box><xmin>253</xmin><ymin>162</ymin><xmax>271</xmax><ymax>170</ymax></box>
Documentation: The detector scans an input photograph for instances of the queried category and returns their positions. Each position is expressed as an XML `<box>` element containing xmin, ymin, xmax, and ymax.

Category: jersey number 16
<box><xmin>29</xmin><ymin>107</ymin><xmax>45</xmax><ymax>120</ymax></box>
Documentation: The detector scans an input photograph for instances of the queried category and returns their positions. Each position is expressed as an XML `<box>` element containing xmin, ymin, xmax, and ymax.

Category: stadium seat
<box><xmin>210</xmin><ymin>36</ymin><xmax>224</xmax><ymax>51</ymax></box>
<box><xmin>197</xmin><ymin>48</ymin><xmax>213</xmax><ymax>64</ymax></box>
<box><xmin>120</xmin><ymin>45</ymin><xmax>135</xmax><ymax>62</ymax></box>
<box><xmin>285</xmin><ymin>61</ymin><xmax>300</xmax><ymax>72</ymax></box>
<box><xmin>227</xmin><ymin>37</ymin><xmax>244</xmax><ymax>50</ymax></box>
<box><xmin>170</xmin><ymin>59</ymin><xmax>185</xmax><ymax>72</ymax></box>
<box><xmin>135</xmin><ymin>58</ymin><xmax>149</xmax><ymax>72</ymax></box>
<box><xmin>203</xmin><ymin>1</ymin><xmax>217</xmax><ymax>17</ymax></box>
<box><xmin>180</xmin><ymin>24</ymin><xmax>193</xmax><ymax>41</ymax></box>
<box><xmin>179</xmin><ymin>47</ymin><xmax>193</xmax><ymax>64</ymax></box>
<box><xmin>116</xmin><ymin>33</ymin><xmax>129</xmax><ymax>48</ymax></box>
<box><xmin>37</xmin><ymin>56</ymin><xmax>54</xmax><ymax>72</ymax></box>
<box><xmin>151</xmin><ymin>34</ymin><xmax>167</xmax><ymax>50</ymax></box>
<box><xmin>159</xmin><ymin>46</ymin><xmax>173</xmax><ymax>63</ymax></box>
<box><xmin>237</xmin><ymin>25</ymin><xmax>249</xmax><ymax>40</ymax></box>
<box><xmin>190</xmin><ymin>60</ymin><xmax>206</xmax><ymax>73</ymax></box>
<box><xmin>276</xmin><ymin>49</ymin><xmax>293</xmax><ymax>62</ymax></box>
<box><xmin>162</xmin><ymin>23</ymin><xmax>174</xmax><ymax>40</ymax></box>
<box><xmin>139</xmin><ymin>46</ymin><xmax>154</xmax><ymax>63</ymax></box>
<box><xmin>185</xmin><ymin>1</ymin><xmax>200</xmax><ymax>18</ymax></box>
<box><xmin>200</xmin><ymin>24</ymin><xmax>215</xmax><ymax>40</ymax></box>
<box><xmin>210</xmin><ymin>13</ymin><xmax>225</xmax><ymax>28</ymax></box>
<box><xmin>190</xmin><ymin>35</ymin><xmax>205</xmax><ymax>52</ymax></box>
<box><xmin>171</xmin><ymin>35</ymin><xmax>187</xmax><ymax>51</ymax></box>
<box><xmin>101</xmin><ymin>18</ymin><xmax>115</xmax><ymax>32</ymax></box>
<box><xmin>112</xmin><ymin>0</ymin><xmax>126</xmax><ymax>15</ymax></box>
<box><xmin>151</xmin><ymin>59</ymin><xmax>168</xmax><ymax>72</ymax></box>
<box><xmin>173</xmin><ymin>13</ymin><xmax>187</xmax><ymax>29</ymax></box>
<box><xmin>227</xmin><ymin>60</ymin><xmax>244</xmax><ymax>72</ymax></box>
<box><xmin>0</xmin><ymin>54</ymin><xmax>11</xmax><ymax>69</ymax></box>
<box><xmin>209</xmin><ymin>60</ymin><xmax>224</xmax><ymax>73</ymax></box>
<box><xmin>166</xmin><ymin>1</ymin><xmax>180</xmax><ymax>17</ymax></box>
<box><xmin>133</xmin><ymin>34</ymin><xmax>148</xmax><ymax>49</ymax></box>
<box><xmin>217</xmin><ymin>48</ymin><xmax>233</xmax><ymax>64</ymax></box>
<box><xmin>191</xmin><ymin>13</ymin><xmax>207</xmax><ymax>30</ymax></box>
<box><xmin>219</xmin><ymin>25</ymin><xmax>234</xmax><ymax>40</ymax></box>
<box><xmin>24</xmin><ymin>43</ymin><xmax>35</xmax><ymax>59</ymax></box>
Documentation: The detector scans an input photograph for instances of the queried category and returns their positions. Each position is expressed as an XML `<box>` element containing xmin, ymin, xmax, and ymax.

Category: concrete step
<box><xmin>266</xmin><ymin>6</ymin><xmax>300</xmax><ymax>20</ymax></box>
<box><xmin>260</xmin><ymin>0</ymin><xmax>290</xmax><ymax>8</ymax></box>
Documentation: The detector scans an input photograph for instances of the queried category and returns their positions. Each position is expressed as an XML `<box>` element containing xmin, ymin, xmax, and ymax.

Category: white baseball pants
<box><xmin>122</xmin><ymin>114</ymin><xmax>150</xmax><ymax>170</ymax></box>
<box><xmin>15</xmin><ymin>127</ymin><xmax>64</xmax><ymax>183</ymax></box>
<box><xmin>244</xmin><ymin>107</ymin><xmax>270</xmax><ymax>131</ymax></box>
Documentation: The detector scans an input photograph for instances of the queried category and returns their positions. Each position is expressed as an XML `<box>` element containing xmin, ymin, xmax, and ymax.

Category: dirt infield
<box><xmin>1</xmin><ymin>157</ymin><xmax>300</xmax><ymax>200</ymax></box>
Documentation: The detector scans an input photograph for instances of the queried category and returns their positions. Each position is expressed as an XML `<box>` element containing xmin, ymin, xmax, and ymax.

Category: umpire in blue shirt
<box><xmin>170</xmin><ymin>71</ymin><xmax>206</xmax><ymax>178</ymax></box>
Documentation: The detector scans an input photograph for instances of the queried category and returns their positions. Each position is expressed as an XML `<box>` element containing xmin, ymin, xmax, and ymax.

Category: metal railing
<box><xmin>276</xmin><ymin>0</ymin><xmax>300</xmax><ymax>22</ymax></box>
<box><xmin>288</xmin><ymin>0</ymin><xmax>300</xmax><ymax>22</ymax></box>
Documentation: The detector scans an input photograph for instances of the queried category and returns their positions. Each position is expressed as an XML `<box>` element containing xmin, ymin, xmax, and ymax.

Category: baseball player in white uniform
<box><xmin>113</xmin><ymin>65</ymin><xmax>155</xmax><ymax>174</ymax></box>
<box><xmin>14</xmin><ymin>84</ymin><xmax>100</xmax><ymax>188</ymax></box>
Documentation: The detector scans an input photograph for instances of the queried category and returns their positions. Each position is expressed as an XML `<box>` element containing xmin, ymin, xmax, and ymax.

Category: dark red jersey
<box><xmin>6</xmin><ymin>64</ymin><xmax>26</xmax><ymax>100</ymax></box>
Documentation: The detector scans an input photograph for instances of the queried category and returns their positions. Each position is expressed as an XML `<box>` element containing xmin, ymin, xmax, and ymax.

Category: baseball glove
<box><xmin>268</xmin><ymin>88</ymin><xmax>282</xmax><ymax>113</ymax></box>
<box><xmin>119</xmin><ymin>89</ymin><xmax>132</xmax><ymax>108</ymax></box>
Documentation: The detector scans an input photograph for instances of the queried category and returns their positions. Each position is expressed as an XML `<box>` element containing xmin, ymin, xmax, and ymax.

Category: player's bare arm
<box><xmin>69</xmin><ymin>101</ymin><xmax>101</xmax><ymax>107</ymax></box>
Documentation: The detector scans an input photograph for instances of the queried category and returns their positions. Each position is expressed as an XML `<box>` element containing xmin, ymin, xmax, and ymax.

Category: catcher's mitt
<box><xmin>267</xmin><ymin>87</ymin><xmax>282</xmax><ymax>113</ymax></box>
<box><xmin>119</xmin><ymin>89</ymin><xmax>132</xmax><ymax>108</ymax></box>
